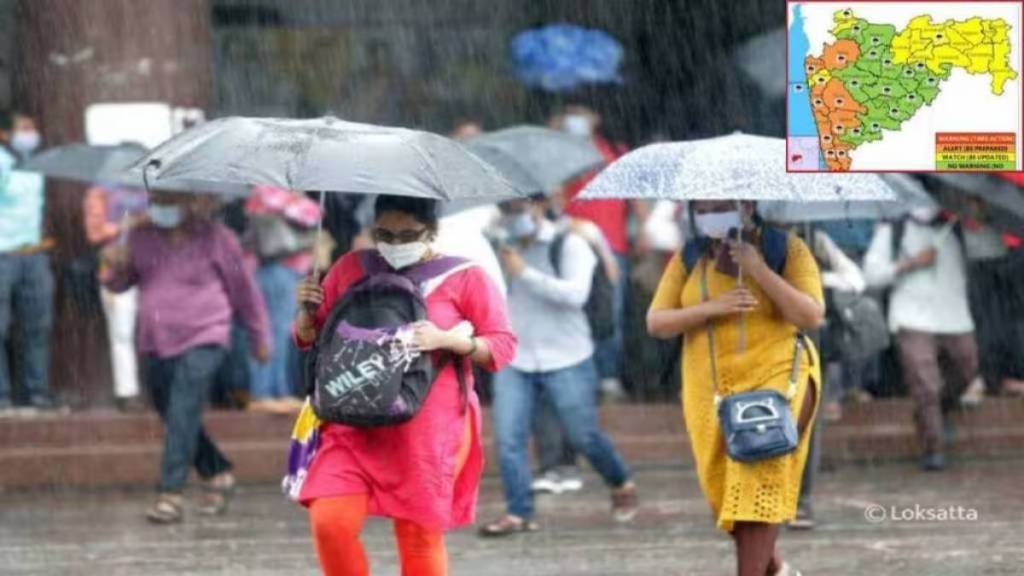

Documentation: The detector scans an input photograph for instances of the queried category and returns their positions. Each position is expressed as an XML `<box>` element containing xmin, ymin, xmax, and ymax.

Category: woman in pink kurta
<box><xmin>293</xmin><ymin>195</ymin><xmax>516</xmax><ymax>576</ymax></box>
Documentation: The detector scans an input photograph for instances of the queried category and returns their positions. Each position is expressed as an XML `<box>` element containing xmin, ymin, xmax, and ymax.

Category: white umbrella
<box><xmin>579</xmin><ymin>134</ymin><xmax>896</xmax><ymax>202</ymax></box>
<box><xmin>759</xmin><ymin>174</ymin><xmax>934</xmax><ymax>223</ymax></box>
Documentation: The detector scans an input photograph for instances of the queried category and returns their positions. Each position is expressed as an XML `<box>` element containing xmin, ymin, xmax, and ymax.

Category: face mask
<box><xmin>504</xmin><ymin>212</ymin><xmax>537</xmax><ymax>240</ymax></box>
<box><xmin>562</xmin><ymin>114</ymin><xmax>592</xmax><ymax>138</ymax></box>
<box><xmin>377</xmin><ymin>241</ymin><xmax>429</xmax><ymax>270</ymax></box>
<box><xmin>694</xmin><ymin>210</ymin><xmax>742</xmax><ymax>240</ymax></box>
<box><xmin>148</xmin><ymin>204</ymin><xmax>184</xmax><ymax>229</ymax></box>
<box><xmin>11</xmin><ymin>131</ymin><xmax>41</xmax><ymax>154</ymax></box>
<box><xmin>909</xmin><ymin>206</ymin><xmax>940</xmax><ymax>223</ymax></box>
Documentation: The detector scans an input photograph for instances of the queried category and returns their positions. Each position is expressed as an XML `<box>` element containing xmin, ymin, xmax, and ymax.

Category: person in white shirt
<box><xmin>479</xmin><ymin>195</ymin><xmax>637</xmax><ymax>536</ymax></box>
<box><xmin>863</xmin><ymin>207</ymin><xmax>982</xmax><ymax>471</ymax></box>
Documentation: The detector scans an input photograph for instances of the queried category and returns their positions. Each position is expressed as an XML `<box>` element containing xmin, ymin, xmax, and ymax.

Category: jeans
<box><xmin>533</xmin><ymin>387</ymin><xmax>577</xmax><ymax>473</ymax></box>
<box><xmin>145</xmin><ymin>346</ymin><xmax>232</xmax><ymax>492</ymax></box>
<box><xmin>0</xmin><ymin>252</ymin><xmax>53</xmax><ymax>404</ymax></box>
<box><xmin>249</xmin><ymin>263</ymin><xmax>300</xmax><ymax>399</ymax></box>
<box><xmin>493</xmin><ymin>358</ymin><xmax>631</xmax><ymax>519</ymax></box>
<box><xmin>594</xmin><ymin>253</ymin><xmax>628</xmax><ymax>382</ymax></box>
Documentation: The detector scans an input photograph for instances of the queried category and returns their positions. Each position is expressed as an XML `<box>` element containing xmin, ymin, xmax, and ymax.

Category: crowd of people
<box><xmin>2</xmin><ymin>104</ymin><xmax>1023</xmax><ymax>575</ymax></box>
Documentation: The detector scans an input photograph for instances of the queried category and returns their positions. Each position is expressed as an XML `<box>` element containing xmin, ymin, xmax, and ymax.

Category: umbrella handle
<box><xmin>309</xmin><ymin>190</ymin><xmax>327</xmax><ymax>281</ymax></box>
<box><xmin>735</xmin><ymin>201</ymin><xmax>747</xmax><ymax>353</ymax></box>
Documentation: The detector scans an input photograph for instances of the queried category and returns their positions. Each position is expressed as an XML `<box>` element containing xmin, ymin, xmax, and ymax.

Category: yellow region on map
<box><xmin>890</xmin><ymin>15</ymin><xmax>1018</xmax><ymax>95</ymax></box>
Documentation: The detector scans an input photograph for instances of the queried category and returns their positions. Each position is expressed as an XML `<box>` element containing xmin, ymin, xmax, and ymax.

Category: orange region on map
<box><xmin>808</xmin><ymin>60</ymin><xmax>868</xmax><ymax>170</ymax></box>
<box><xmin>822</xmin><ymin>39</ymin><xmax>860</xmax><ymax>70</ymax></box>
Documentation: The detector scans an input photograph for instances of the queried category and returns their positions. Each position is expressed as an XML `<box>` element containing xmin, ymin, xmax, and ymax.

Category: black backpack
<box><xmin>549</xmin><ymin>232</ymin><xmax>617</xmax><ymax>341</ymax></box>
<box><xmin>306</xmin><ymin>250</ymin><xmax>472</xmax><ymax>427</ymax></box>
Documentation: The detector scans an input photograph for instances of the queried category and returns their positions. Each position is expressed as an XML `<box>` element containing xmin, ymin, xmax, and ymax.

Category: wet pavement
<box><xmin>1</xmin><ymin>458</ymin><xmax>1022</xmax><ymax>575</ymax></box>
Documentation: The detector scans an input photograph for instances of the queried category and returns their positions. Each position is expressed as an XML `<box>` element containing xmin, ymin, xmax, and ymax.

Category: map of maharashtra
<box><xmin>806</xmin><ymin>8</ymin><xmax>1018</xmax><ymax>170</ymax></box>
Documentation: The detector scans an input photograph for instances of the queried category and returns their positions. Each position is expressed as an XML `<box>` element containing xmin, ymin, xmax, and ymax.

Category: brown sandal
<box><xmin>146</xmin><ymin>493</ymin><xmax>185</xmax><ymax>524</ymax></box>
<box><xmin>197</xmin><ymin>473</ymin><xmax>236</xmax><ymax>516</ymax></box>
<box><xmin>478</xmin><ymin>515</ymin><xmax>540</xmax><ymax>537</ymax></box>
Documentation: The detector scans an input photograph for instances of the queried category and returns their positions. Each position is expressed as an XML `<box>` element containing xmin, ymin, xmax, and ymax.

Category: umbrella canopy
<box><xmin>22</xmin><ymin>143</ymin><xmax>147</xmax><ymax>184</ymax></box>
<box><xmin>22</xmin><ymin>142</ymin><xmax>248</xmax><ymax>197</ymax></box>
<box><xmin>579</xmin><ymin>134</ymin><xmax>896</xmax><ymax>202</ymax></box>
<box><xmin>466</xmin><ymin>126</ymin><xmax>605</xmax><ymax>192</ymax></box>
<box><xmin>127</xmin><ymin>116</ymin><xmax>524</xmax><ymax>202</ymax></box>
<box><xmin>510</xmin><ymin>24</ymin><xmax>624</xmax><ymax>92</ymax></box>
<box><xmin>463</xmin><ymin>141</ymin><xmax>543</xmax><ymax>196</ymax></box>
<box><xmin>922</xmin><ymin>173</ymin><xmax>1024</xmax><ymax>235</ymax></box>
<box><xmin>759</xmin><ymin>174</ymin><xmax>934</xmax><ymax>223</ymax></box>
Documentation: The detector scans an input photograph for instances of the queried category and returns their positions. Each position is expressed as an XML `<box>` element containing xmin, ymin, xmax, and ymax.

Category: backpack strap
<box><xmin>760</xmin><ymin>226</ymin><xmax>789</xmax><ymax>275</ymax></box>
<box><xmin>890</xmin><ymin>219</ymin><xmax>906</xmax><ymax>260</ymax></box>
<box><xmin>548</xmin><ymin>232</ymin><xmax>567</xmax><ymax>276</ymax></box>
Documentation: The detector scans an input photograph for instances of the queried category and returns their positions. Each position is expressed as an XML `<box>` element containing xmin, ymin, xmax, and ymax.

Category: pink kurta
<box><xmin>295</xmin><ymin>250</ymin><xmax>516</xmax><ymax>531</ymax></box>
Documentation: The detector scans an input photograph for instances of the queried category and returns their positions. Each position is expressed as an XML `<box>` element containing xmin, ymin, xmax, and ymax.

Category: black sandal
<box><xmin>478</xmin><ymin>515</ymin><xmax>540</xmax><ymax>538</ymax></box>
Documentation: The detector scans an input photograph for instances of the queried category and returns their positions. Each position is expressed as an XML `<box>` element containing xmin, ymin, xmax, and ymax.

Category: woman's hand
<box><xmin>727</xmin><ymin>240</ymin><xmax>767</xmax><ymax>275</ymax></box>
<box><xmin>295</xmin><ymin>276</ymin><xmax>323</xmax><ymax>338</ymax></box>
<box><xmin>411</xmin><ymin>321</ymin><xmax>459</xmax><ymax>352</ymax></box>
<box><xmin>296</xmin><ymin>275</ymin><xmax>324</xmax><ymax>312</ymax></box>
<box><xmin>707</xmin><ymin>288</ymin><xmax>759</xmax><ymax>318</ymax></box>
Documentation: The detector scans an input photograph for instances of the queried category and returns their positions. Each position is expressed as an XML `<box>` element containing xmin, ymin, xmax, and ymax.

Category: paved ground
<box><xmin>1</xmin><ymin>458</ymin><xmax>1022</xmax><ymax>575</ymax></box>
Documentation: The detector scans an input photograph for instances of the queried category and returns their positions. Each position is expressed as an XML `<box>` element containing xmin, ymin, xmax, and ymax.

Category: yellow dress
<box><xmin>650</xmin><ymin>234</ymin><xmax>823</xmax><ymax>532</ymax></box>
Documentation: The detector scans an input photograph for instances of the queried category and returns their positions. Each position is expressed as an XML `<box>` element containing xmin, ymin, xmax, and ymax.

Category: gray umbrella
<box><xmin>758</xmin><ymin>174</ymin><xmax>935</xmax><ymax>223</ymax></box>
<box><xmin>923</xmin><ymin>173</ymin><xmax>1024</xmax><ymax>235</ymax></box>
<box><xmin>128</xmin><ymin>116</ymin><xmax>522</xmax><ymax>201</ymax></box>
<box><xmin>22</xmin><ymin>143</ymin><xmax>147</xmax><ymax>184</ymax></box>
<box><xmin>466</xmin><ymin>125</ymin><xmax>605</xmax><ymax>191</ymax></box>
<box><xmin>128</xmin><ymin>116</ymin><xmax>527</xmax><ymax>276</ymax></box>
<box><xmin>22</xmin><ymin>142</ymin><xmax>247</xmax><ymax>197</ymax></box>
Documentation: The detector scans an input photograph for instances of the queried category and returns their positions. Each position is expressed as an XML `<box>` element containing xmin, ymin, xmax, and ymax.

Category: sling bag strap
<box><xmin>698</xmin><ymin>254</ymin><xmax>806</xmax><ymax>407</ymax></box>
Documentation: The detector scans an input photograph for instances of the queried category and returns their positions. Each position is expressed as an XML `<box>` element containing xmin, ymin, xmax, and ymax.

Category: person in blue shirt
<box><xmin>0</xmin><ymin>109</ymin><xmax>55</xmax><ymax>412</ymax></box>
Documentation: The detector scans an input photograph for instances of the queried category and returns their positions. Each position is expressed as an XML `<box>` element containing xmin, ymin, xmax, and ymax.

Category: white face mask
<box><xmin>377</xmin><ymin>241</ymin><xmax>430</xmax><ymax>270</ymax></box>
<box><xmin>148</xmin><ymin>204</ymin><xmax>185</xmax><ymax>229</ymax></box>
<box><xmin>694</xmin><ymin>210</ymin><xmax>742</xmax><ymax>240</ymax></box>
<box><xmin>503</xmin><ymin>212</ymin><xmax>537</xmax><ymax>240</ymax></box>
<box><xmin>562</xmin><ymin>114</ymin><xmax>593</xmax><ymax>138</ymax></box>
<box><xmin>11</xmin><ymin>131</ymin><xmax>41</xmax><ymax>155</ymax></box>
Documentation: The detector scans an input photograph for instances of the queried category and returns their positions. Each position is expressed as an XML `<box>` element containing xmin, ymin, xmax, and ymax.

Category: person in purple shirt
<box><xmin>100</xmin><ymin>191</ymin><xmax>271</xmax><ymax>524</ymax></box>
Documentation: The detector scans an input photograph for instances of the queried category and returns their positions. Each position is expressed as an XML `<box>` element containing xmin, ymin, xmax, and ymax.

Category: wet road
<box><xmin>2</xmin><ymin>459</ymin><xmax>1022</xmax><ymax>575</ymax></box>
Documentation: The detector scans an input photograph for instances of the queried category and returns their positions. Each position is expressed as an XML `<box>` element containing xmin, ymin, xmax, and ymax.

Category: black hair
<box><xmin>373</xmin><ymin>195</ymin><xmax>439</xmax><ymax>231</ymax></box>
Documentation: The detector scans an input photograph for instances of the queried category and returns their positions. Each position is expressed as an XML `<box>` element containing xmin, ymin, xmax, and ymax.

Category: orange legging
<box><xmin>310</xmin><ymin>419</ymin><xmax>473</xmax><ymax>576</ymax></box>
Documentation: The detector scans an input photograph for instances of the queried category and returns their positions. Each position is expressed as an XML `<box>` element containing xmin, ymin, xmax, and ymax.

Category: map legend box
<box><xmin>935</xmin><ymin>132</ymin><xmax>1016</xmax><ymax>170</ymax></box>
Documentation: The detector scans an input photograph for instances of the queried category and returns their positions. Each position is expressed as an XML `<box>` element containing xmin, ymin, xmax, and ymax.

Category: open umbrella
<box><xmin>22</xmin><ymin>142</ymin><xmax>248</xmax><ymax>197</ymax></box>
<box><xmin>510</xmin><ymin>24</ymin><xmax>624</xmax><ymax>92</ymax></box>
<box><xmin>758</xmin><ymin>174</ymin><xmax>933</xmax><ymax>223</ymax></box>
<box><xmin>129</xmin><ymin>116</ymin><xmax>521</xmax><ymax>201</ymax></box>
<box><xmin>467</xmin><ymin>126</ymin><xmax>605</xmax><ymax>192</ymax></box>
<box><xmin>922</xmin><ymin>173</ymin><xmax>1024</xmax><ymax>235</ymax></box>
<box><xmin>128</xmin><ymin>116</ymin><xmax>527</xmax><ymax>276</ymax></box>
<box><xmin>579</xmin><ymin>134</ymin><xmax>895</xmax><ymax>202</ymax></box>
<box><xmin>22</xmin><ymin>143</ymin><xmax>147</xmax><ymax>183</ymax></box>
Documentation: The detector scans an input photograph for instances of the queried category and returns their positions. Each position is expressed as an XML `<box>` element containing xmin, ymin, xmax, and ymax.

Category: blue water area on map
<box><xmin>787</xmin><ymin>4</ymin><xmax>824</xmax><ymax>168</ymax></box>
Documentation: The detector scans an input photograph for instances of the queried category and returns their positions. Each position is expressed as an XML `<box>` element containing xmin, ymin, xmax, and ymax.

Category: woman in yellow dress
<box><xmin>647</xmin><ymin>200</ymin><xmax>823</xmax><ymax>576</ymax></box>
